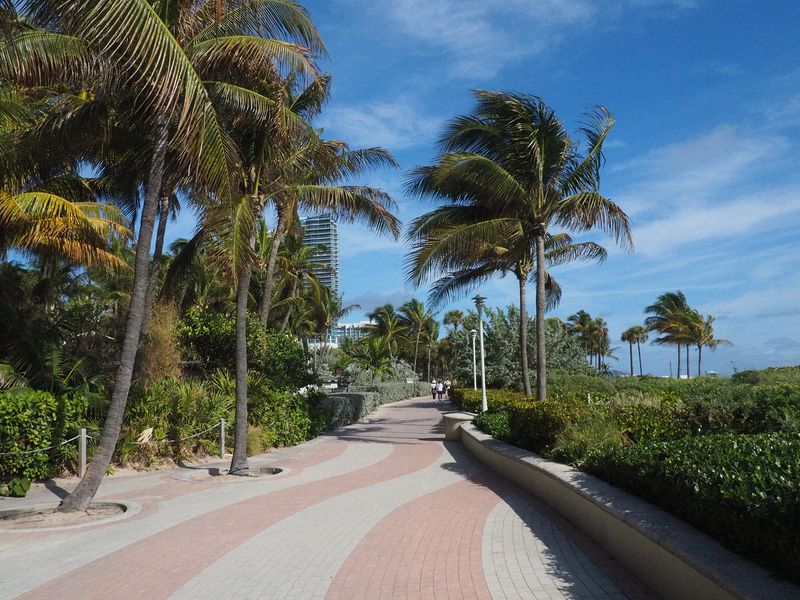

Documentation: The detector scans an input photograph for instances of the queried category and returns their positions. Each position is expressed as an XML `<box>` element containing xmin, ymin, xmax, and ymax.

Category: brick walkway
<box><xmin>0</xmin><ymin>397</ymin><xmax>657</xmax><ymax>600</ymax></box>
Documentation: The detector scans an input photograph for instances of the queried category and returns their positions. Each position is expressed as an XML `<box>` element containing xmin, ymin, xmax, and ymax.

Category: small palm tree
<box><xmin>398</xmin><ymin>298</ymin><xmax>436</xmax><ymax>377</ymax></box>
<box><xmin>620</xmin><ymin>325</ymin><xmax>648</xmax><ymax>377</ymax></box>
<box><xmin>688</xmin><ymin>313</ymin><xmax>731</xmax><ymax>375</ymax></box>
<box><xmin>406</xmin><ymin>91</ymin><xmax>631</xmax><ymax>400</ymax></box>
<box><xmin>645</xmin><ymin>291</ymin><xmax>690</xmax><ymax>378</ymax></box>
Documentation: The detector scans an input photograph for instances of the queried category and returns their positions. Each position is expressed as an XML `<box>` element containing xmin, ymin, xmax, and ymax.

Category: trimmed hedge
<box><xmin>0</xmin><ymin>389</ymin><xmax>87</xmax><ymax>479</ymax></box>
<box><xmin>313</xmin><ymin>382</ymin><xmax>426</xmax><ymax>432</ymax></box>
<box><xmin>349</xmin><ymin>381</ymin><xmax>427</xmax><ymax>405</ymax></box>
<box><xmin>584</xmin><ymin>433</ymin><xmax>800</xmax><ymax>581</ymax></box>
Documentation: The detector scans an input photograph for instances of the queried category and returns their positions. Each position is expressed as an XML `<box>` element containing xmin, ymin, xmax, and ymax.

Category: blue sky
<box><xmin>187</xmin><ymin>1</ymin><xmax>800</xmax><ymax>375</ymax></box>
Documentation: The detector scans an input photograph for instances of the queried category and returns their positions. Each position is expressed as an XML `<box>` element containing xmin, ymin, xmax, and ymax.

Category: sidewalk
<box><xmin>0</xmin><ymin>397</ymin><xmax>657</xmax><ymax>599</ymax></box>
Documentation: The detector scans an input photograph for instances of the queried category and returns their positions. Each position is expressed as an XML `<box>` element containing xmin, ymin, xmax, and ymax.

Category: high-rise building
<box><xmin>301</xmin><ymin>215</ymin><xmax>339</xmax><ymax>297</ymax></box>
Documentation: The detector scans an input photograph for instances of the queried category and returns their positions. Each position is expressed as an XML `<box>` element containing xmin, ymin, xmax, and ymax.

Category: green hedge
<box><xmin>0</xmin><ymin>389</ymin><xmax>87</xmax><ymax>479</ymax></box>
<box><xmin>349</xmin><ymin>381</ymin><xmax>426</xmax><ymax>404</ymax></box>
<box><xmin>584</xmin><ymin>433</ymin><xmax>800</xmax><ymax>582</ymax></box>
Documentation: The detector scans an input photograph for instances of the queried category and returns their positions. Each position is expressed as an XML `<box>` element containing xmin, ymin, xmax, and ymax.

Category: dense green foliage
<box><xmin>584</xmin><ymin>434</ymin><xmax>800</xmax><ymax>579</ymax></box>
<box><xmin>455</xmin><ymin>371</ymin><xmax>800</xmax><ymax>581</ymax></box>
<box><xmin>178</xmin><ymin>308</ymin><xmax>313</xmax><ymax>391</ymax></box>
<box><xmin>0</xmin><ymin>390</ymin><xmax>87</xmax><ymax>479</ymax></box>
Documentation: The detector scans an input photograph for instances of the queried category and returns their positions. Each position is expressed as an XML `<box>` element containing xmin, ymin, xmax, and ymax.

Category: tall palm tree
<box><xmin>645</xmin><ymin>291</ymin><xmax>690</xmax><ymax>379</ymax></box>
<box><xmin>406</xmin><ymin>91</ymin><xmax>631</xmax><ymax>400</ymax></box>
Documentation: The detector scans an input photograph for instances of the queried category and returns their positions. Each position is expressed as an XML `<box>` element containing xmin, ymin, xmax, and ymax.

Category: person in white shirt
<box><xmin>431</xmin><ymin>379</ymin><xmax>437</xmax><ymax>400</ymax></box>
<box><xmin>436</xmin><ymin>380</ymin><xmax>444</xmax><ymax>400</ymax></box>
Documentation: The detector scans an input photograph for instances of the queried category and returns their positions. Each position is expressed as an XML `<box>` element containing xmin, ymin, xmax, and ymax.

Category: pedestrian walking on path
<box><xmin>430</xmin><ymin>379</ymin><xmax>437</xmax><ymax>400</ymax></box>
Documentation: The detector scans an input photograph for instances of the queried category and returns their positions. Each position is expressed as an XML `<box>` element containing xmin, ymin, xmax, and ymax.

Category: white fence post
<box><xmin>78</xmin><ymin>428</ymin><xmax>87</xmax><ymax>478</ymax></box>
<box><xmin>219</xmin><ymin>419</ymin><xmax>225</xmax><ymax>459</ymax></box>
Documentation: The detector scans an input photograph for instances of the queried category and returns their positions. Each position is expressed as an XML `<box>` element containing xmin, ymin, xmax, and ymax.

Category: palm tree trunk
<box><xmin>413</xmin><ymin>330</ymin><xmax>421</xmax><ymax>376</ymax></box>
<box><xmin>637</xmin><ymin>341</ymin><xmax>643</xmax><ymax>376</ymax></box>
<box><xmin>518</xmin><ymin>271</ymin><xmax>532</xmax><ymax>396</ymax></box>
<box><xmin>230</xmin><ymin>259</ymin><xmax>254</xmax><ymax>475</ymax></box>
<box><xmin>139</xmin><ymin>194</ymin><xmax>170</xmax><ymax>338</ymax></box>
<box><xmin>686</xmin><ymin>343</ymin><xmax>690</xmax><ymax>379</ymax></box>
<box><xmin>427</xmin><ymin>343</ymin><xmax>431</xmax><ymax>381</ymax></box>
<box><xmin>534</xmin><ymin>235</ymin><xmax>547</xmax><ymax>401</ymax></box>
<box><xmin>677</xmin><ymin>344</ymin><xmax>681</xmax><ymax>378</ymax></box>
<box><xmin>59</xmin><ymin>119</ymin><xmax>170</xmax><ymax>512</ymax></box>
<box><xmin>278</xmin><ymin>279</ymin><xmax>298</xmax><ymax>333</ymax></box>
<box><xmin>629</xmin><ymin>340</ymin><xmax>634</xmax><ymax>376</ymax></box>
<box><xmin>259</xmin><ymin>216</ymin><xmax>285</xmax><ymax>327</ymax></box>
<box><xmin>697</xmin><ymin>345</ymin><xmax>702</xmax><ymax>376</ymax></box>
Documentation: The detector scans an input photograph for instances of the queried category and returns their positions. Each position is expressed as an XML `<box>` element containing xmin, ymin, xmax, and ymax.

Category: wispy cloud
<box><xmin>318</xmin><ymin>99</ymin><xmax>442</xmax><ymax>151</ymax></box>
<box><xmin>364</xmin><ymin>0</ymin><xmax>699</xmax><ymax>78</ymax></box>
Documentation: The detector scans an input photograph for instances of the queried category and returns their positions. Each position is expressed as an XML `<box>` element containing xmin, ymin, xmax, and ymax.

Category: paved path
<box><xmin>0</xmin><ymin>397</ymin><xmax>658</xmax><ymax>600</ymax></box>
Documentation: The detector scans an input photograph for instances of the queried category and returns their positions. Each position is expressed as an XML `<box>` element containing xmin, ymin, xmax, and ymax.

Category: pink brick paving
<box><xmin>2</xmin><ymin>397</ymin><xmax>658</xmax><ymax>600</ymax></box>
<box><xmin>18</xmin><ymin>441</ymin><xmax>442</xmax><ymax>599</ymax></box>
<box><xmin>326</xmin><ymin>478</ymin><xmax>498</xmax><ymax>600</ymax></box>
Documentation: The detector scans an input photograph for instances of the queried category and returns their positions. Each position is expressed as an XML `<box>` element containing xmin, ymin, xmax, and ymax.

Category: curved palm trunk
<box><xmin>628</xmin><ymin>340</ymin><xmax>634</xmax><ymax>376</ymax></box>
<box><xmin>60</xmin><ymin>120</ymin><xmax>170</xmax><ymax>512</ymax></box>
<box><xmin>534</xmin><ymin>235</ymin><xmax>547</xmax><ymax>401</ymax></box>
<box><xmin>259</xmin><ymin>216</ymin><xmax>285</xmax><ymax>327</ymax></box>
<box><xmin>677</xmin><ymin>344</ymin><xmax>681</xmax><ymax>378</ymax></box>
<box><xmin>697</xmin><ymin>345</ymin><xmax>702</xmax><ymax>376</ymax></box>
<box><xmin>139</xmin><ymin>194</ymin><xmax>170</xmax><ymax>338</ymax></box>
<box><xmin>230</xmin><ymin>259</ymin><xmax>254</xmax><ymax>475</ymax></box>
<box><xmin>517</xmin><ymin>272</ymin><xmax>532</xmax><ymax>396</ymax></box>
<box><xmin>278</xmin><ymin>279</ymin><xmax>298</xmax><ymax>333</ymax></box>
<box><xmin>637</xmin><ymin>341</ymin><xmax>643</xmax><ymax>376</ymax></box>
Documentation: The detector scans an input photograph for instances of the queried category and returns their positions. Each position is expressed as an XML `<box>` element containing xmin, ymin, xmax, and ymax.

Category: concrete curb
<box><xmin>458</xmin><ymin>422</ymin><xmax>800</xmax><ymax>600</ymax></box>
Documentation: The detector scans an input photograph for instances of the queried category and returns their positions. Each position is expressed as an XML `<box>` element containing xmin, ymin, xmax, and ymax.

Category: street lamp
<box><xmin>473</xmin><ymin>295</ymin><xmax>488</xmax><ymax>413</ymax></box>
<box><xmin>470</xmin><ymin>329</ymin><xmax>477</xmax><ymax>390</ymax></box>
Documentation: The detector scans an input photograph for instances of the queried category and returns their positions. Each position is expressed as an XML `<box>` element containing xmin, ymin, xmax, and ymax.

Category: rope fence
<box><xmin>0</xmin><ymin>419</ymin><xmax>228</xmax><ymax>478</ymax></box>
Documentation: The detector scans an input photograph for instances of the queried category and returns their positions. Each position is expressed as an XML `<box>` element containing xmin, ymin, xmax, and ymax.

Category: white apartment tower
<box><xmin>301</xmin><ymin>215</ymin><xmax>340</xmax><ymax>297</ymax></box>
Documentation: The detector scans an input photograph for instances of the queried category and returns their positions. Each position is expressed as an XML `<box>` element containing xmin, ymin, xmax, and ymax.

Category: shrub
<box><xmin>310</xmin><ymin>392</ymin><xmax>379</xmax><ymax>431</ymax></box>
<box><xmin>550</xmin><ymin>407</ymin><xmax>627</xmax><ymax>466</ymax></box>
<box><xmin>248</xmin><ymin>376</ymin><xmax>313</xmax><ymax>447</ymax></box>
<box><xmin>178</xmin><ymin>308</ymin><xmax>312</xmax><ymax>391</ymax></box>
<box><xmin>450</xmin><ymin>388</ymin><xmax>527</xmax><ymax>413</ymax></box>
<box><xmin>138</xmin><ymin>302</ymin><xmax>182</xmax><ymax>385</ymax></box>
<box><xmin>584</xmin><ymin>433</ymin><xmax>800</xmax><ymax>582</ymax></box>
<box><xmin>0</xmin><ymin>389</ymin><xmax>87</xmax><ymax>479</ymax></box>
<box><xmin>474</xmin><ymin>411</ymin><xmax>512</xmax><ymax>441</ymax></box>
<box><xmin>121</xmin><ymin>377</ymin><xmax>231</xmax><ymax>465</ymax></box>
<box><xmin>508</xmin><ymin>397</ymin><xmax>589</xmax><ymax>455</ymax></box>
<box><xmin>247</xmin><ymin>425</ymin><xmax>264</xmax><ymax>456</ymax></box>
<box><xmin>349</xmin><ymin>381</ymin><xmax>425</xmax><ymax>404</ymax></box>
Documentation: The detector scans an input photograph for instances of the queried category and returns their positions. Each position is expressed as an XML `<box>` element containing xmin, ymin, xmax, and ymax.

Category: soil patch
<box><xmin>0</xmin><ymin>502</ymin><xmax>126</xmax><ymax>530</ymax></box>
<box><xmin>180</xmin><ymin>466</ymin><xmax>283</xmax><ymax>482</ymax></box>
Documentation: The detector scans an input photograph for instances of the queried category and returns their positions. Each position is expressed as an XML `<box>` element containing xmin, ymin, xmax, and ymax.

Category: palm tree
<box><xmin>406</xmin><ymin>91</ymin><xmax>631</xmax><ymax>400</ymax></box>
<box><xmin>398</xmin><ymin>299</ymin><xmax>436</xmax><ymax>377</ymax></box>
<box><xmin>443</xmin><ymin>309</ymin><xmax>463</xmax><ymax>374</ymax></box>
<box><xmin>644</xmin><ymin>291</ymin><xmax>690</xmax><ymax>379</ymax></box>
<box><xmin>622</xmin><ymin>325</ymin><xmax>648</xmax><ymax>376</ymax></box>
<box><xmin>366</xmin><ymin>304</ymin><xmax>406</xmax><ymax>362</ymax></box>
<box><xmin>620</xmin><ymin>326</ymin><xmax>647</xmax><ymax>377</ymax></box>
<box><xmin>688</xmin><ymin>312</ymin><xmax>731</xmax><ymax>375</ymax></box>
<box><xmin>4</xmin><ymin>0</ymin><xmax>325</xmax><ymax>507</ymax></box>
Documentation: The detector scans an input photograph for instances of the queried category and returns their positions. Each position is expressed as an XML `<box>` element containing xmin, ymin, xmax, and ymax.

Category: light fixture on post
<box><xmin>473</xmin><ymin>295</ymin><xmax>488</xmax><ymax>412</ymax></box>
<box><xmin>470</xmin><ymin>329</ymin><xmax>477</xmax><ymax>390</ymax></box>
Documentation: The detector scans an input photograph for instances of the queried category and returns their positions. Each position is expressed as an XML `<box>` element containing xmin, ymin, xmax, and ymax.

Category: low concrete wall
<box><xmin>458</xmin><ymin>422</ymin><xmax>800</xmax><ymax>600</ymax></box>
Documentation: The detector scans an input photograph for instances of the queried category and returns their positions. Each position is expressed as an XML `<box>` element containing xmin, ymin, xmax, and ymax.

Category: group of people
<box><xmin>430</xmin><ymin>378</ymin><xmax>452</xmax><ymax>401</ymax></box>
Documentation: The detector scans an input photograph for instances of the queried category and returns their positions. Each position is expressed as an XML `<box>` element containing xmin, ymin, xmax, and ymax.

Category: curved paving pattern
<box><xmin>0</xmin><ymin>397</ymin><xmax>657</xmax><ymax>600</ymax></box>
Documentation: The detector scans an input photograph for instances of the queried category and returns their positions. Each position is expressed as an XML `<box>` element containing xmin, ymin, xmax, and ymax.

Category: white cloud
<box><xmin>363</xmin><ymin>0</ymin><xmax>699</xmax><ymax>78</ymax></box>
<box><xmin>319</xmin><ymin>99</ymin><xmax>442</xmax><ymax>151</ymax></box>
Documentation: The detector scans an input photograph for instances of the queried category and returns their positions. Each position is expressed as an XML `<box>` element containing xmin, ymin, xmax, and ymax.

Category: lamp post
<box><xmin>473</xmin><ymin>295</ymin><xmax>488</xmax><ymax>413</ymax></box>
<box><xmin>470</xmin><ymin>329</ymin><xmax>477</xmax><ymax>390</ymax></box>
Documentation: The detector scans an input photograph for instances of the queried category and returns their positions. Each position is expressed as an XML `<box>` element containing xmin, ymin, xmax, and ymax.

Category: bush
<box><xmin>349</xmin><ymin>381</ymin><xmax>426</xmax><ymax>404</ymax></box>
<box><xmin>508</xmin><ymin>397</ymin><xmax>590</xmax><ymax>455</ymax></box>
<box><xmin>310</xmin><ymin>392</ymin><xmax>379</xmax><ymax>431</ymax></box>
<box><xmin>247</xmin><ymin>425</ymin><xmax>264</xmax><ymax>456</ymax></box>
<box><xmin>584</xmin><ymin>433</ymin><xmax>800</xmax><ymax>582</ymax></box>
<box><xmin>450</xmin><ymin>388</ymin><xmax>527</xmax><ymax>413</ymax></box>
<box><xmin>550</xmin><ymin>407</ymin><xmax>627</xmax><ymax>466</ymax></box>
<box><xmin>0</xmin><ymin>389</ymin><xmax>87</xmax><ymax>479</ymax></box>
<box><xmin>178</xmin><ymin>308</ymin><xmax>312</xmax><ymax>391</ymax></box>
<box><xmin>121</xmin><ymin>377</ymin><xmax>232</xmax><ymax>465</ymax></box>
<box><xmin>248</xmin><ymin>376</ymin><xmax>313</xmax><ymax>447</ymax></box>
<box><xmin>474</xmin><ymin>411</ymin><xmax>512</xmax><ymax>441</ymax></box>
<box><xmin>138</xmin><ymin>302</ymin><xmax>182</xmax><ymax>385</ymax></box>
